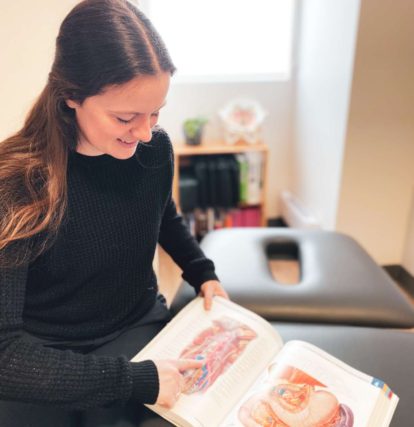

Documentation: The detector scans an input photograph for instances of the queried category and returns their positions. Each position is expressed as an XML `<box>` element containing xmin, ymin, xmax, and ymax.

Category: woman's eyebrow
<box><xmin>110</xmin><ymin>101</ymin><xmax>167</xmax><ymax>115</ymax></box>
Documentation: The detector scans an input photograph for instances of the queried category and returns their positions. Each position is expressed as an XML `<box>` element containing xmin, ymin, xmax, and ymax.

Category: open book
<box><xmin>132</xmin><ymin>297</ymin><xmax>399</xmax><ymax>427</ymax></box>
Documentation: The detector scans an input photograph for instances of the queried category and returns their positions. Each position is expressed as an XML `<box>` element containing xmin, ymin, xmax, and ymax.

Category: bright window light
<box><xmin>141</xmin><ymin>0</ymin><xmax>296</xmax><ymax>82</ymax></box>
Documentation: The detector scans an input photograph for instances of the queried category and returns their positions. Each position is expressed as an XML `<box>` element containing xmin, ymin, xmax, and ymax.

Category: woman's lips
<box><xmin>117</xmin><ymin>138</ymin><xmax>137</xmax><ymax>145</ymax></box>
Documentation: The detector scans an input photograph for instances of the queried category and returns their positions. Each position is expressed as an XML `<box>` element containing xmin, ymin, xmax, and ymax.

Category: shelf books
<box><xmin>179</xmin><ymin>151</ymin><xmax>265</xmax><ymax>239</ymax></box>
<box><xmin>132</xmin><ymin>297</ymin><xmax>399</xmax><ymax>427</ymax></box>
<box><xmin>183</xmin><ymin>207</ymin><xmax>262</xmax><ymax>240</ymax></box>
<box><xmin>230</xmin><ymin>207</ymin><xmax>261</xmax><ymax>227</ymax></box>
<box><xmin>236</xmin><ymin>152</ymin><xmax>263</xmax><ymax>205</ymax></box>
<box><xmin>180</xmin><ymin>153</ymin><xmax>263</xmax><ymax>211</ymax></box>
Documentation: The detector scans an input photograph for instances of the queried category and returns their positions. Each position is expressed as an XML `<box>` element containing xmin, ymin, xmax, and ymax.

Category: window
<box><xmin>138</xmin><ymin>0</ymin><xmax>296</xmax><ymax>83</ymax></box>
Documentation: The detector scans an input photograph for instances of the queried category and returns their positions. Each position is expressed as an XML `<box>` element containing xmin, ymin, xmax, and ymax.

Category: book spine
<box><xmin>246</xmin><ymin>152</ymin><xmax>262</xmax><ymax>205</ymax></box>
<box><xmin>241</xmin><ymin>207</ymin><xmax>261</xmax><ymax>226</ymax></box>
<box><xmin>236</xmin><ymin>154</ymin><xmax>248</xmax><ymax>204</ymax></box>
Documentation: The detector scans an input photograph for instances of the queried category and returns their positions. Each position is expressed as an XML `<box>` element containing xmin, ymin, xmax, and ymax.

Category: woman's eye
<box><xmin>116</xmin><ymin>113</ymin><xmax>159</xmax><ymax>124</ymax></box>
<box><xmin>117</xmin><ymin>117</ymin><xmax>132</xmax><ymax>124</ymax></box>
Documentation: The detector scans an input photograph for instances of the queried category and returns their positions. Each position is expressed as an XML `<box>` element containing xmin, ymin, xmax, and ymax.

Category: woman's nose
<box><xmin>129</xmin><ymin>116</ymin><xmax>152</xmax><ymax>143</ymax></box>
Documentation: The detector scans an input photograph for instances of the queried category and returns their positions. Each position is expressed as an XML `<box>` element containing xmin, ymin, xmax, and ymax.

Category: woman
<box><xmin>0</xmin><ymin>0</ymin><xmax>228</xmax><ymax>425</ymax></box>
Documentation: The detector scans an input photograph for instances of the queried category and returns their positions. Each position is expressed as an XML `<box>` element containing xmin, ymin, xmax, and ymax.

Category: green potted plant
<box><xmin>183</xmin><ymin>117</ymin><xmax>208</xmax><ymax>146</ymax></box>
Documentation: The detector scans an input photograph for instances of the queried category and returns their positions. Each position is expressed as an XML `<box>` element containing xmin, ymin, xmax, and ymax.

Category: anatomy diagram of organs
<box><xmin>179</xmin><ymin>316</ymin><xmax>257</xmax><ymax>394</ymax></box>
<box><xmin>238</xmin><ymin>365</ymin><xmax>354</xmax><ymax>427</ymax></box>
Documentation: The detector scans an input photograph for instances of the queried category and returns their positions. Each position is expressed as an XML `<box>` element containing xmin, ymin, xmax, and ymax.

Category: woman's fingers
<box><xmin>176</xmin><ymin>358</ymin><xmax>204</xmax><ymax>373</ymax></box>
<box><xmin>204</xmin><ymin>291</ymin><xmax>214</xmax><ymax>310</ymax></box>
<box><xmin>154</xmin><ymin>359</ymin><xmax>204</xmax><ymax>408</ymax></box>
<box><xmin>199</xmin><ymin>280</ymin><xmax>229</xmax><ymax>310</ymax></box>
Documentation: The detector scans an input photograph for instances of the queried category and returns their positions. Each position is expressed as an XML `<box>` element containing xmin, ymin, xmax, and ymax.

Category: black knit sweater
<box><xmin>0</xmin><ymin>129</ymin><xmax>218</xmax><ymax>410</ymax></box>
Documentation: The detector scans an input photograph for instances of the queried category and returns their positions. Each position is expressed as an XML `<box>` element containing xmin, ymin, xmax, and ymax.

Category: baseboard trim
<box><xmin>383</xmin><ymin>265</ymin><xmax>414</xmax><ymax>295</ymax></box>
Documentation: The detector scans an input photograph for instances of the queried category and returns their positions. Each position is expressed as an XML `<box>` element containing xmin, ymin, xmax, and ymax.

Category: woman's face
<box><xmin>66</xmin><ymin>72</ymin><xmax>170</xmax><ymax>159</ymax></box>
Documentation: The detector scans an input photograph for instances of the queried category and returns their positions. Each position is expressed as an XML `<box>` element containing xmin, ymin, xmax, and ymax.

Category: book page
<box><xmin>222</xmin><ymin>340</ymin><xmax>398</xmax><ymax>427</ymax></box>
<box><xmin>132</xmin><ymin>297</ymin><xmax>284</xmax><ymax>427</ymax></box>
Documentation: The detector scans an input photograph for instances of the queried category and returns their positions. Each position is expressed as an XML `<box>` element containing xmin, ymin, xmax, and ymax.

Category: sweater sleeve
<box><xmin>158</xmin><ymin>196</ymin><xmax>219</xmax><ymax>293</ymax></box>
<box><xmin>157</xmin><ymin>136</ymin><xmax>219</xmax><ymax>292</ymax></box>
<box><xmin>0</xmin><ymin>263</ymin><xmax>159</xmax><ymax>410</ymax></box>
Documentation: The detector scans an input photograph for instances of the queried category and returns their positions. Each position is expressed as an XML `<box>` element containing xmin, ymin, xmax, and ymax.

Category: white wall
<box><xmin>0</xmin><ymin>0</ymin><xmax>79</xmax><ymax>140</ymax></box>
<box><xmin>291</xmin><ymin>0</ymin><xmax>361</xmax><ymax>229</ymax></box>
<box><xmin>336</xmin><ymin>0</ymin><xmax>414</xmax><ymax>264</ymax></box>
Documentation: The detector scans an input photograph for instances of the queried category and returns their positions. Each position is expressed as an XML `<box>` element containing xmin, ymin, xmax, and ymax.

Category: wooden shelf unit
<box><xmin>172</xmin><ymin>141</ymin><xmax>269</xmax><ymax>226</ymax></box>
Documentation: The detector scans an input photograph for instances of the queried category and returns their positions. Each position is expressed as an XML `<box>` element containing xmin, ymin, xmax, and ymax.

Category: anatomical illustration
<box><xmin>179</xmin><ymin>317</ymin><xmax>257</xmax><ymax>394</ymax></box>
<box><xmin>238</xmin><ymin>365</ymin><xmax>354</xmax><ymax>427</ymax></box>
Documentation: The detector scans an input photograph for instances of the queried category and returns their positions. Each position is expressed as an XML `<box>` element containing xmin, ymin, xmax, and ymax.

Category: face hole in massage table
<box><xmin>266</xmin><ymin>241</ymin><xmax>300</xmax><ymax>285</ymax></box>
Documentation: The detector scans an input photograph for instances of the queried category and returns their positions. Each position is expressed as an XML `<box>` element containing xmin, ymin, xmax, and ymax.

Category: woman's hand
<box><xmin>153</xmin><ymin>359</ymin><xmax>203</xmax><ymax>408</ymax></box>
<box><xmin>199</xmin><ymin>280</ymin><xmax>229</xmax><ymax>310</ymax></box>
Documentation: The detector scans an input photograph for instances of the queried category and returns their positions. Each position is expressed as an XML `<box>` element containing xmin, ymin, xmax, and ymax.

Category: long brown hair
<box><xmin>0</xmin><ymin>0</ymin><xmax>175</xmax><ymax>267</ymax></box>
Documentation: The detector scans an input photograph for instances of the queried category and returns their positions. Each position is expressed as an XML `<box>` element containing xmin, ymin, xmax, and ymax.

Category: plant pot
<box><xmin>184</xmin><ymin>128</ymin><xmax>203</xmax><ymax>146</ymax></box>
